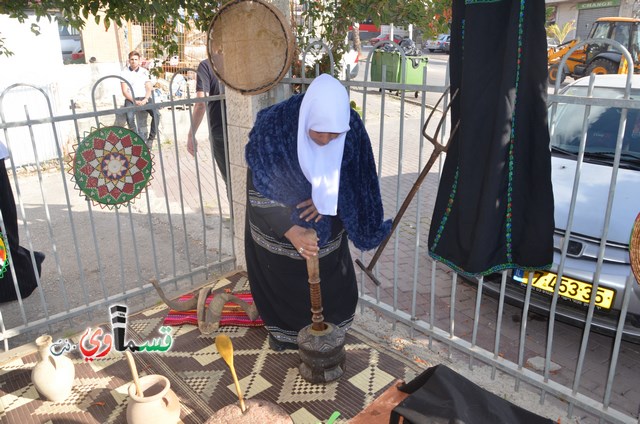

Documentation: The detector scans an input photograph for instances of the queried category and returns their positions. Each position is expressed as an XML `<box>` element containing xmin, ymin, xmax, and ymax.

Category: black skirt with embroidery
<box><xmin>244</xmin><ymin>169</ymin><xmax>358</xmax><ymax>344</ymax></box>
<box><xmin>0</xmin><ymin>160</ymin><xmax>44</xmax><ymax>303</ymax></box>
<box><xmin>428</xmin><ymin>0</ymin><xmax>554</xmax><ymax>276</ymax></box>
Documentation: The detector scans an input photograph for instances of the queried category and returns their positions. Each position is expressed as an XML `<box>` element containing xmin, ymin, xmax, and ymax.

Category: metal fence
<box><xmin>0</xmin><ymin>74</ymin><xmax>235</xmax><ymax>352</ymax></box>
<box><xmin>0</xmin><ymin>44</ymin><xmax>638</xmax><ymax>424</ymax></box>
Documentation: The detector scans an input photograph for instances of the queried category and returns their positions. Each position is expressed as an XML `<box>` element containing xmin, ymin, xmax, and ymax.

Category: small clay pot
<box><xmin>31</xmin><ymin>334</ymin><xmax>75</xmax><ymax>402</ymax></box>
<box><xmin>126</xmin><ymin>374</ymin><xmax>180</xmax><ymax>424</ymax></box>
<box><xmin>205</xmin><ymin>399</ymin><xmax>293</xmax><ymax>424</ymax></box>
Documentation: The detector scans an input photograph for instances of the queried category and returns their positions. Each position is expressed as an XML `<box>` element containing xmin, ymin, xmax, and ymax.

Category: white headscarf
<box><xmin>297</xmin><ymin>74</ymin><xmax>350</xmax><ymax>216</ymax></box>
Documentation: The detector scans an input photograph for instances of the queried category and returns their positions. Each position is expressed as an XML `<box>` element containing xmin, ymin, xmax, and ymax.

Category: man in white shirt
<box><xmin>120</xmin><ymin>51</ymin><xmax>159</xmax><ymax>146</ymax></box>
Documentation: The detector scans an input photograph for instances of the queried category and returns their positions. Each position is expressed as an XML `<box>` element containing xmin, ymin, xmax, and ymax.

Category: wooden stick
<box><xmin>306</xmin><ymin>230</ymin><xmax>325</xmax><ymax>331</ymax></box>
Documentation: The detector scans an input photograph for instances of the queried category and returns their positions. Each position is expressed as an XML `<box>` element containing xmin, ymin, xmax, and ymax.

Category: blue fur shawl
<box><xmin>245</xmin><ymin>93</ymin><xmax>391</xmax><ymax>251</ymax></box>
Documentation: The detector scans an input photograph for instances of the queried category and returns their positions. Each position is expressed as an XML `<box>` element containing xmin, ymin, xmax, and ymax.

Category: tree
<box><xmin>0</xmin><ymin>1</ymin><xmax>219</xmax><ymax>63</ymax></box>
<box><xmin>297</xmin><ymin>0</ymin><xmax>450</xmax><ymax>76</ymax></box>
<box><xmin>546</xmin><ymin>20</ymin><xmax>576</xmax><ymax>45</ymax></box>
<box><xmin>1</xmin><ymin>0</ymin><xmax>451</xmax><ymax>74</ymax></box>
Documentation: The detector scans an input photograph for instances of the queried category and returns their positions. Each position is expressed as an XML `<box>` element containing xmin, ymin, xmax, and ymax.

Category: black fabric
<box><xmin>390</xmin><ymin>365</ymin><xmax>553</xmax><ymax>424</ymax></box>
<box><xmin>0</xmin><ymin>160</ymin><xmax>44</xmax><ymax>303</ymax></box>
<box><xmin>428</xmin><ymin>0</ymin><xmax>554</xmax><ymax>277</ymax></box>
<box><xmin>244</xmin><ymin>168</ymin><xmax>358</xmax><ymax>344</ymax></box>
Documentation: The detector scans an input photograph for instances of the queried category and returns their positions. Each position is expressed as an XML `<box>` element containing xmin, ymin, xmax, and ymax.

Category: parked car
<box><xmin>369</xmin><ymin>33</ymin><xmax>404</xmax><ymax>47</ymax></box>
<box><xmin>425</xmin><ymin>34</ymin><xmax>450</xmax><ymax>52</ymax></box>
<box><xmin>479</xmin><ymin>74</ymin><xmax>640</xmax><ymax>341</ymax></box>
<box><xmin>299</xmin><ymin>39</ymin><xmax>359</xmax><ymax>79</ymax></box>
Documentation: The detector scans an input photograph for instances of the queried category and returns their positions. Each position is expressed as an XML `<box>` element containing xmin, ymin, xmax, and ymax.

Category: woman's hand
<box><xmin>297</xmin><ymin>198</ymin><xmax>323</xmax><ymax>223</ymax></box>
<box><xmin>284</xmin><ymin>225</ymin><xmax>319</xmax><ymax>259</ymax></box>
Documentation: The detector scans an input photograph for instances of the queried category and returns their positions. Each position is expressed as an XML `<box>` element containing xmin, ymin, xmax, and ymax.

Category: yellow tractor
<box><xmin>548</xmin><ymin>17</ymin><xmax>640</xmax><ymax>84</ymax></box>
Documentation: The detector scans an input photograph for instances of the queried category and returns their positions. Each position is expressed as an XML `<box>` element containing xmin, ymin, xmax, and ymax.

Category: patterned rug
<box><xmin>0</xmin><ymin>271</ymin><xmax>421</xmax><ymax>424</ymax></box>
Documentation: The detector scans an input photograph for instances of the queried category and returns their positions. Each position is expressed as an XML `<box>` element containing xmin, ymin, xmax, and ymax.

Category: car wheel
<box><xmin>586</xmin><ymin>58</ymin><xmax>618</xmax><ymax>76</ymax></box>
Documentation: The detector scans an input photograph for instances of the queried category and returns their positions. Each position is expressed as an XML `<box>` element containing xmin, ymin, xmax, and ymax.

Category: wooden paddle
<box><xmin>215</xmin><ymin>334</ymin><xmax>247</xmax><ymax>412</ymax></box>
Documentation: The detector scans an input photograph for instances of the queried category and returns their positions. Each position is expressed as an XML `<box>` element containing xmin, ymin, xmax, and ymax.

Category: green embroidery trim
<box><xmin>0</xmin><ymin>233</ymin><xmax>7</xmax><ymax>278</ymax></box>
<box><xmin>504</xmin><ymin>0</ymin><xmax>526</xmax><ymax>263</ymax></box>
<box><xmin>428</xmin><ymin>250</ymin><xmax>552</xmax><ymax>278</ymax></box>
<box><xmin>430</xmin><ymin>167</ymin><xmax>459</xmax><ymax>251</ymax></box>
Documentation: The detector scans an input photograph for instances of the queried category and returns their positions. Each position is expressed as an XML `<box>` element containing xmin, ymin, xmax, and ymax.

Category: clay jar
<box><xmin>31</xmin><ymin>334</ymin><xmax>75</xmax><ymax>402</ymax></box>
<box><xmin>126</xmin><ymin>374</ymin><xmax>180</xmax><ymax>424</ymax></box>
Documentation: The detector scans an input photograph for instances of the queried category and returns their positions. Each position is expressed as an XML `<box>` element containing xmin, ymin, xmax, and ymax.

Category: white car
<box><xmin>424</xmin><ymin>34</ymin><xmax>450</xmax><ymax>53</ymax></box>
<box><xmin>299</xmin><ymin>40</ymin><xmax>359</xmax><ymax>80</ymax></box>
<box><xmin>483</xmin><ymin>74</ymin><xmax>640</xmax><ymax>341</ymax></box>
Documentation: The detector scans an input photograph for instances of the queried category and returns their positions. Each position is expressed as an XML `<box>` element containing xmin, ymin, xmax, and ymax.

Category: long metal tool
<box><xmin>355</xmin><ymin>86</ymin><xmax>460</xmax><ymax>286</ymax></box>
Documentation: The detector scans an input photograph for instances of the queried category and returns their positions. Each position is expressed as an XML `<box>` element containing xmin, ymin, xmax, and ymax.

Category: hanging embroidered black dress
<box><xmin>0</xmin><ymin>160</ymin><xmax>45</xmax><ymax>302</ymax></box>
<box><xmin>428</xmin><ymin>0</ymin><xmax>554</xmax><ymax>276</ymax></box>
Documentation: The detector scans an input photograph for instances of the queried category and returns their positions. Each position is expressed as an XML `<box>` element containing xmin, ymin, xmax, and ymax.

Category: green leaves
<box><xmin>1</xmin><ymin>0</ymin><xmax>450</xmax><ymax>61</ymax></box>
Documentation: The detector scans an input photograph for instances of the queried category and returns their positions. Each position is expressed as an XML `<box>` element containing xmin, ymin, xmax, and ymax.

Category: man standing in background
<box><xmin>186</xmin><ymin>58</ymin><xmax>228</xmax><ymax>190</ymax></box>
<box><xmin>121</xmin><ymin>51</ymin><xmax>159</xmax><ymax>146</ymax></box>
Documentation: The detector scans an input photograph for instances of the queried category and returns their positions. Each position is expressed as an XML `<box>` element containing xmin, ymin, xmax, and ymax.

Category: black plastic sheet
<box><xmin>390</xmin><ymin>365</ymin><xmax>554</xmax><ymax>424</ymax></box>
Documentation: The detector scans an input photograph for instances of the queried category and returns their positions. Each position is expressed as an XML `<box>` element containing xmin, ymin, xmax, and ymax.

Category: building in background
<box><xmin>546</xmin><ymin>0</ymin><xmax>636</xmax><ymax>41</ymax></box>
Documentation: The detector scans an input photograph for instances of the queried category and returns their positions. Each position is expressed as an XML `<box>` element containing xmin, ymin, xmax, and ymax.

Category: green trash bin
<box><xmin>371</xmin><ymin>50</ymin><xmax>428</xmax><ymax>97</ymax></box>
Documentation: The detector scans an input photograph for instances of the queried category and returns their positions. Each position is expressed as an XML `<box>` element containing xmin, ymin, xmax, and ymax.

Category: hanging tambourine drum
<box><xmin>631</xmin><ymin>212</ymin><xmax>640</xmax><ymax>283</ymax></box>
<box><xmin>207</xmin><ymin>0</ymin><xmax>294</xmax><ymax>95</ymax></box>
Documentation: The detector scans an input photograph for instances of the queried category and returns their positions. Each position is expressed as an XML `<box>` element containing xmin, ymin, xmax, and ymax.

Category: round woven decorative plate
<box><xmin>0</xmin><ymin>233</ymin><xmax>7</xmax><ymax>278</ymax></box>
<box><xmin>207</xmin><ymin>0</ymin><xmax>294</xmax><ymax>95</ymax></box>
<box><xmin>71</xmin><ymin>126</ymin><xmax>153</xmax><ymax>208</ymax></box>
<box><xmin>631</xmin><ymin>212</ymin><xmax>640</xmax><ymax>283</ymax></box>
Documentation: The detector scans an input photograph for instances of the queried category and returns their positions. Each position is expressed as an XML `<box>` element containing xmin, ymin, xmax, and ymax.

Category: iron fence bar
<box><xmin>570</xmin><ymin>77</ymin><xmax>631</xmax><ymax>414</ymax></box>
<box><xmin>359</xmin><ymin>294</ymin><xmax>635</xmax><ymax>424</ymax></box>
<box><xmin>166</xmin><ymin>76</ymin><xmax>194</xmax><ymax>285</ymax></box>
<box><xmin>144</xmin><ymin>189</ymin><xmax>161</xmax><ymax>281</ymax></box>
<box><xmin>183</xmin><ymin>85</ymin><xmax>209</xmax><ymax>273</ymax></box>
<box><xmin>429</xmin><ymin>259</ymin><xmax>437</xmax><ymax>350</ymax></box>
<box><xmin>152</xmin><ymin>123</ymin><xmax>178</xmax><ymax>280</ymax></box>
<box><xmin>0</xmin><ymin>93</ymin><xmax>226</xmax><ymax>131</ymax></box>
<box><xmin>449</xmin><ymin>273</ymin><xmax>457</xmax><ymax>360</ymax></box>
<box><xmin>86</xmin><ymin>201</ymin><xmax>109</xmax><ymax>300</ymax></box>
<box><xmin>409</xmin><ymin>66</ymin><xmax>430</xmax><ymax>329</ymax></box>
<box><xmin>603</xmin><ymin>274</ymin><xmax>635</xmax><ymax>410</ymax></box>
<box><xmin>69</xmin><ymin>102</ymin><xmax>93</xmax><ymax>310</ymax></box>
<box><xmin>206</xmin><ymin>99</ymin><xmax>226</xmax><ymax>267</ymax></box>
<box><xmin>392</xmin><ymin>67</ymin><xmax>408</xmax><ymax>313</ymax></box>
<box><xmin>469</xmin><ymin>275</ymin><xmax>484</xmax><ymax>370</ymax></box>
<box><xmin>543</xmin><ymin>75</ymin><xmax>596</xmax><ymax>408</ymax></box>
<box><xmin>127</xmin><ymin>203</ymin><xmax>144</xmax><ymax>289</ymax></box>
<box><xmin>20</xmin><ymin>106</ymin><xmax>51</xmax><ymax>318</ymax></box>
<box><xmin>491</xmin><ymin>271</ymin><xmax>508</xmax><ymax>380</ymax></box>
<box><xmin>515</xmin><ymin>269</ymin><xmax>535</xmax><ymax>392</ymax></box>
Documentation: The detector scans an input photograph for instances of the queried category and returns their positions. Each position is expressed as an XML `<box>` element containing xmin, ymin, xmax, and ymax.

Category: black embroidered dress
<box><xmin>428</xmin><ymin>0</ymin><xmax>554</xmax><ymax>276</ymax></box>
<box><xmin>245</xmin><ymin>94</ymin><xmax>391</xmax><ymax>344</ymax></box>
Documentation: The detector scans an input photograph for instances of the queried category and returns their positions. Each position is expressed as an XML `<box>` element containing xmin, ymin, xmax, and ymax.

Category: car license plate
<box><xmin>513</xmin><ymin>269</ymin><xmax>615</xmax><ymax>310</ymax></box>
